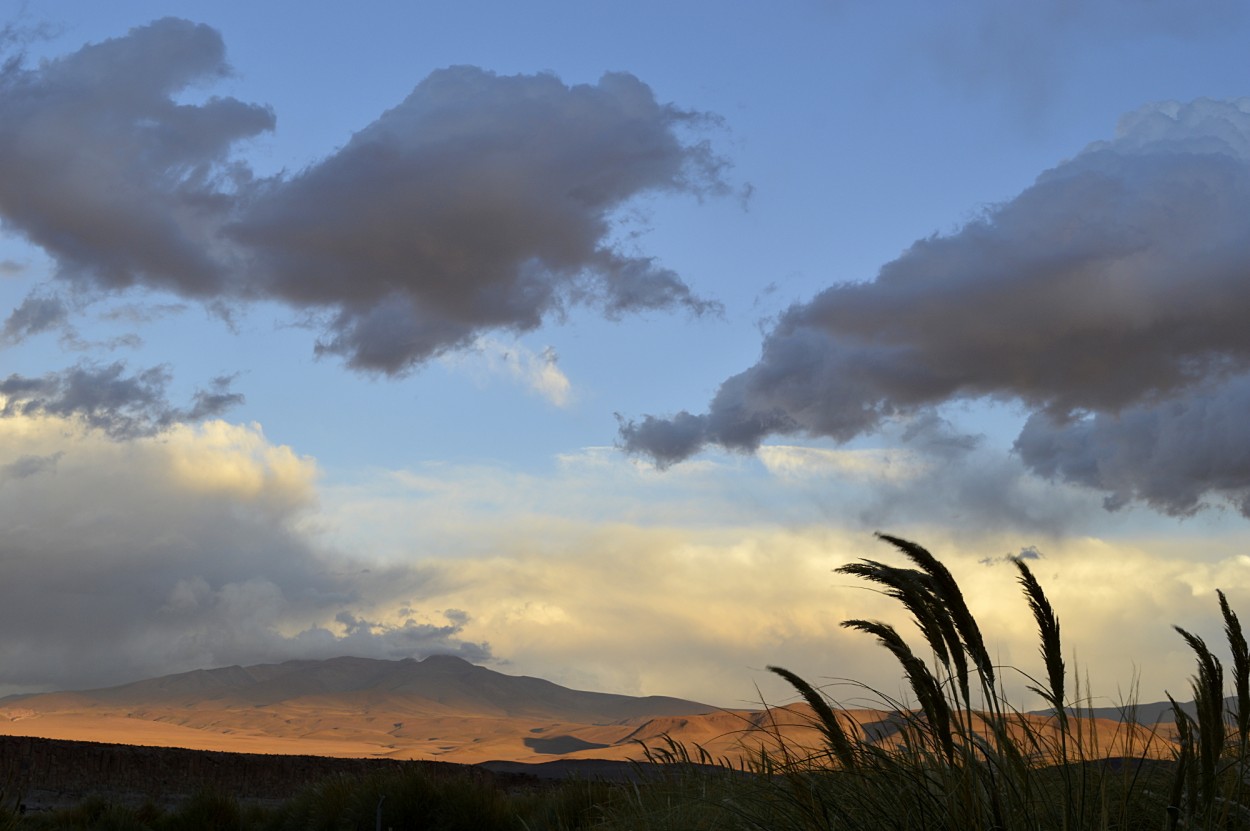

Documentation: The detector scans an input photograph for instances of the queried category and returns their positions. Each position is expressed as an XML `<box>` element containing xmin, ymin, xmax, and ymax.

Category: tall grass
<box><xmin>607</xmin><ymin>533</ymin><xmax>1250</xmax><ymax>831</ymax></box>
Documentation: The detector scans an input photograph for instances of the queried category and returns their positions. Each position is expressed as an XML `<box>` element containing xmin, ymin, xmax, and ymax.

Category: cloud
<box><xmin>99</xmin><ymin>301</ymin><xmax>188</xmax><ymax>324</ymax></box>
<box><xmin>1</xmin><ymin>291</ymin><xmax>67</xmax><ymax>343</ymax></box>
<box><xmin>0</xmin><ymin>451</ymin><xmax>62</xmax><ymax>480</ymax></box>
<box><xmin>185</xmin><ymin>373</ymin><xmax>246</xmax><ymax>421</ymax></box>
<box><xmin>236</xmin><ymin>65</ymin><xmax>725</xmax><ymax>373</ymax></box>
<box><xmin>441</xmin><ymin>337</ymin><xmax>573</xmax><ymax>406</ymax></box>
<box><xmin>0</xmin><ymin>362</ymin><xmax>243</xmax><ymax>439</ymax></box>
<box><xmin>0</xmin><ymin>18</ymin><xmax>274</xmax><ymax>295</ymax></box>
<box><xmin>843</xmin><ymin>413</ymin><xmax>1098</xmax><ymax>536</ymax></box>
<box><xmin>331</xmin><ymin>611</ymin><xmax>491</xmax><ymax>663</ymax></box>
<box><xmin>1016</xmin><ymin>374</ymin><xmax>1250</xmax><ymax>517</ymax></box>
<box><xmin>0</xmin><ymin>414</ymin><xmax>487</xmax><ymax>692</ymax></box>
<box><xmin>0</xmin><ymin>420</ymin><xmax>1242</xmax><ymax>705</ymax></box>
<box><xmin>316</xmin><ymin>451</ymin><xmax>1250</xmax><ymax>707</ymax></box>
<box><xmin>525</xmin><ymin>347</ymin><xmax>572</xmax><ymax>407</ymax></box>
<box><xmin>0</xmin><ymin>21</ymin><xmax>726</xmax><ymax>375</ymax></box>
<box><xmin>917</xmin><ymin>1</ymin><xmax>1244</xmax><ymax>117</ymax></box>
<box><xmin>621</xmin><ymin>97</ymin><xmax>1250</xmax><ymax>517</ymax></box>
<box><xmin>979</xmin><ymin>545</ymin><xmax>1043</xmax><ymax>567</ymax></box>
<box><xmin>756</xmin><ymin>445</ymin><xmax>930</xmax><ymax>483</ymax></box>
<box><xmin>0</xmin><ymin>259</ymin><xmax>25</xmax><ymax>277</ymax></box>
<box><xmin>1</xmin><ymin>290</ymin><xmax>150</xmax><ymax>350</ymax></box>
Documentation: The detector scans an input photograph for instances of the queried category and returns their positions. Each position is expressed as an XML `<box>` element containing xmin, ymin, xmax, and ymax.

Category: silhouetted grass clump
<box><xmin>604</xmin><ymin>533</ymin><xmax>1250</xmax><ymax>830</ymax></box>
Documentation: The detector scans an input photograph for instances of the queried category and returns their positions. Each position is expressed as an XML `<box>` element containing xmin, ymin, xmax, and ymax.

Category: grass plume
<box><xmin>1014</xmin><ymin>557</ymin><xmax>1065</xmax><ymax>728</ymax></box>
<box><xmin>615</xmin><ymin>533</ymin><xmax>1250</xmax><ymax>831</ymax></box>
<box><xmin>1221</xmin><ymin>589</ymin><xmax>1250</xmax><ymax>756</ymax></box>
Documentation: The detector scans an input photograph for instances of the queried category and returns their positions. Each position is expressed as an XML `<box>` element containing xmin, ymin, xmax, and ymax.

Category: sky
<box><xmin>2</xmin><ymin>0</ymin><xmax>1250</xmax><ymax>712</ymax></box>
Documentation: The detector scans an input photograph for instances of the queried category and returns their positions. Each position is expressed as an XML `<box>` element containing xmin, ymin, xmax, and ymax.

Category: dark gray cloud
<box><xmin>0</xmin><ymin>362</ymin><xmax>243</xmax><ymax>438</ymax></box>
<box><xmin>0</xmin><ymin>451</ymin><xmax>62</xmax><ymax>480</ymax></box>
<box><xmin>1</xmin><ymin>291</ymin><xmax>67</xmax><ymax>343</ymax></box>
<box><xmin>185</xmin><ymin>373</ymin><xmax>245</xmax><ymax>422</ymax></box>
<box><xmin>979</xmin><ymin>545</ymin><xmax>1043</xmax><ymax>567</ymax></box>
<box><xmin>1</xmin><ymin>290</ymin><xmax>150</xmax><ymax>350</ymax></box>
<box><xmin>0</xmin><ymin>18</ymin><xmax>274</xmax><ymax>295</ymax></box>
<box><xmin>99</xmin><ymin>301</ymin><xmax>188</xmax><ymax>324</ymax></box>
<box><xmin>0</xmin><ymin>259</ymin><xmax>24</xmax><ymax>276</ymax></box>
<box><xmin>235</xmin><ymin>65</ymin><xmax>725</xmax><ymax>372</ymax></box>
<box><xmin>0</xmin><ymin>21</ymin><xmax>725</xmax><ymax>375</ymax></box>
<box><xmin>59</xmin><ymin>331</ymin><xmax>145</xmax><ymax>353</ymax></box>
<box><xmin>622</xmin><ymin>97</ymin><xmax>1250</xmax><ymax>517</ymax></box>
<box><xmin>0</xmin><ymin>419</ymin><xmax>488</xmax><ymax>692</ymax></box>
<box><xmin>333</xmin><ymin>611</ymin><xmax>491</xmax><ymax>663</ymax></box>
<box><xmin>1016</xmin><ymin>374</ymin><xmax>1250</xmax><ymax>517</ymax></box>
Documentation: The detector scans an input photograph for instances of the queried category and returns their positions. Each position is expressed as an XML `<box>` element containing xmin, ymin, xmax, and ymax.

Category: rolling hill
<box><xmin>0</xmin><ymin>655</ymin><xmax>755</xmax><ymax>763</ymax></box>
<box><xmin>0</xmin><ymin>655</ymin><xmax>1183</xmax><ymax>765</ymax></box>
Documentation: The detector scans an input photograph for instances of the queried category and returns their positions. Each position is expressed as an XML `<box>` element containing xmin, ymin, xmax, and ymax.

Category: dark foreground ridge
<box><xmin>0</xmin><ymin>734</ymin><xmax>639</xmax><ymax>813</ymax></box>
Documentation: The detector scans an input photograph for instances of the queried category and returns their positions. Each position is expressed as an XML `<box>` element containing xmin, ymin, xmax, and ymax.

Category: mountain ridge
<box><xmin>55</xmin><ymin>654</ymin><xmax>715</xmax><ymax>721</ymax></box>
<box><xmin>0</xmin><ymin>656</ymin><xmax>1193</xmax><ymax>765</ymax></box>
<box><xmin>0</xmin><ymin>655</ymin><xmax>740</xmax><ymax>763</ymax></box>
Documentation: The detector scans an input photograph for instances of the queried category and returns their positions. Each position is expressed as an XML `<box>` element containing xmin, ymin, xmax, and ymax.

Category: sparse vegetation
<box><xmin>261</xmin><ymin>764</ymin><xmax>612</xmax><ymax>831</ymax></box>
<box><xmin>2</xmin><ymin>767</ymin><xmax>615</xmax><ymax>830</ymax></box>
<box><xmin>8</xmin><ymin>533</ymin><xmax>1250</xmax><ymax>829</ymax></box>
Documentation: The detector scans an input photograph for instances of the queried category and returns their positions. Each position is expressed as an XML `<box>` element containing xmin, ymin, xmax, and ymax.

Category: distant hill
<box><xmin>0</xmin><ymin>655</ymin><xmax>743</xmax><ymax>764</ymax></box>
<box><xmin>48</xmin><ymin>654</ymin><xmax>715</xmax><ymax>721</ymax></box>
<box><xmin>1038</xmin><ymin>696</ymin><xmax>1225</xmax><ymax>726</ymax></box>
<box><xmin>0</xmin><ymin>656</ymin><xmax>1191</xmax><ymax>765</ymax></box>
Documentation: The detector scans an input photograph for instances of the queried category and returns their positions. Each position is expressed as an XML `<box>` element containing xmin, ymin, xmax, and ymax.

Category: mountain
<box><xmin>1044</xmin><ymin>697</ymin><xmax>1223</xmax><ymax>726</ymax></box>
<box><xmin>0</xmin><ymin>656</ymin><xmax>1188</xmax><ymax>766</ymax></box>
<box><xmin>0</xmin><ymin>655</ymin><xmax>747</xmax><ymax>764</ymax></box>
<box><xmin>57</xmin><ymin>654</ymin><xmax>713</xmax><ymax>721</ymax></box>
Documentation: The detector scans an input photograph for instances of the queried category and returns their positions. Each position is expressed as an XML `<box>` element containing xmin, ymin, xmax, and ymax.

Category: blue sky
<box><xmin>2</xmin><ymin>1</ymin><xmax>1250</xmax><ymax>710</ymax></box>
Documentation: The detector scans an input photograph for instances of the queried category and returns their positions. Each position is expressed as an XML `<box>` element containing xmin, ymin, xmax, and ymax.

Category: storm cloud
<box><xmin>0</xmin><ymin>415</ymin><xmax>487</xmax><ymax>692</ymax></box>
<box><xmin>0</xmin><ymin>19</ymin><xmax>724</xmax><ymax>375</ymax></box>
<box><xmin>621</xmin><ymin>97</ymin><xmax>1250</xmax><ymax>516</ymax></box>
